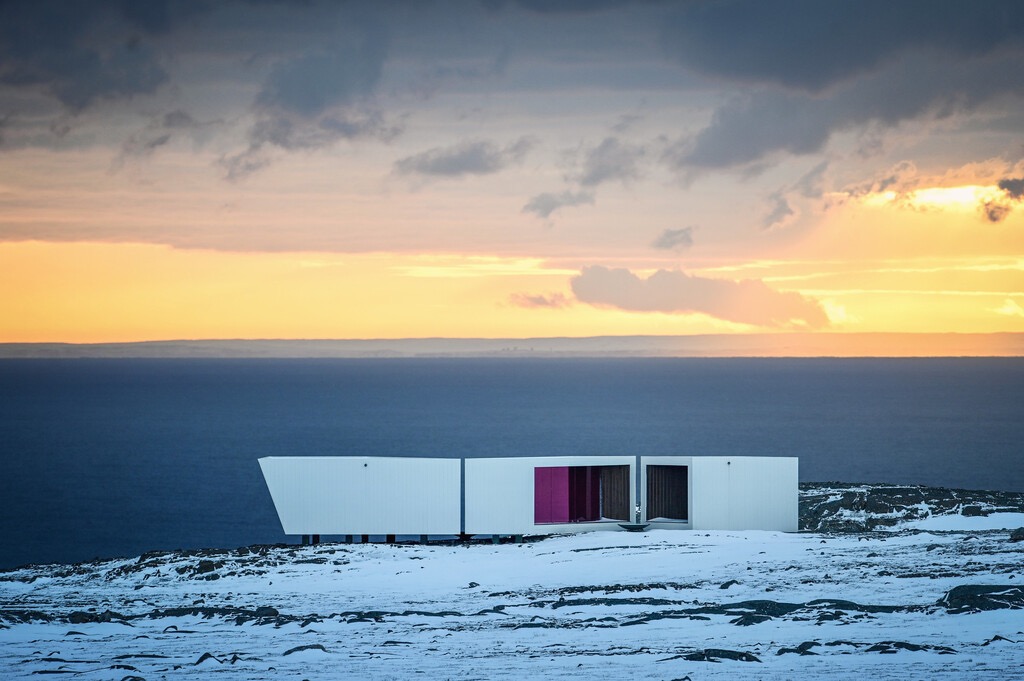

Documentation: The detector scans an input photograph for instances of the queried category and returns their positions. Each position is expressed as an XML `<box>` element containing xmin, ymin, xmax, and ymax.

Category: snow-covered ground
<box><xmin>2</xmin><ymin>511</ymin><xmax>1023</xmax><ymax>679</ymax></box>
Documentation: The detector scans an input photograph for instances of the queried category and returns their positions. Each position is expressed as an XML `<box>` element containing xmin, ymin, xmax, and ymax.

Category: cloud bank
<box><xmin>661</xmin><ymin>1</ymin><xmax>1024</xmax><ymax>171</ymax></box>
<box><xmin>661</xmin><ymin>0</ymin><xmax>1024</xmax><ymax>93</ymax></box>
<box><xmin>571</xmin><ymin>266</ymin><xmax>828</xmax><ymax>329</ymax></box>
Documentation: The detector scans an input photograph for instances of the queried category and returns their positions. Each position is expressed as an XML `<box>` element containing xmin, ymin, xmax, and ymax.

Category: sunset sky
<box><xmin>1</xmin><ymin>0</ymin><xmax>1023</xmax><ymax>343</ymax></box>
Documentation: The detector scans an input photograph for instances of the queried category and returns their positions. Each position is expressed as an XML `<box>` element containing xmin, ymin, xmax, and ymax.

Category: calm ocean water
<box><xmin>1</xmin><ymin>357</ymin><xmax>1021</xmax><ymax>569</ymax></box>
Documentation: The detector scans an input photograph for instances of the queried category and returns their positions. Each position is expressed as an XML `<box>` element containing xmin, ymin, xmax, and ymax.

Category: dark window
<box><xmin>646</xmin><ymin>465</ymin><xmax>688</xmax><ymax>520</ymax></box>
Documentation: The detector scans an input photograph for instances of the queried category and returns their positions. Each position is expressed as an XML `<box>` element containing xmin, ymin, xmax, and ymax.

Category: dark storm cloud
<box><xmin>220</xmin><ymin>22</ymin><xmax>401</xmax><ymax>180</ymax></box>
<box><xmin>256</xmin><ymin>40</ymin><xmax>387</xmax><ymax>118</ymax></box>
<box><xmin>0</xmin><ymin>1</ymin><xmax>211</xmax><ymax>111</ymax></box>
<box><xmin>999</xmin><ymin>177</ymin><xmax>1024</xmax><ymax>199</ymax></box>
<box><xmin>666</xmin><ymin>50</ymin><xmax>1024</xmax><ymax>171</ymax></box>
<box><xmin>650</xmin><ymin>226</ymin><xmax>693</xmax><ymax>251</ymax></box>
<box><xmin>576</xmin><ymin>136</ymin><xmax>645</xmax><ymax>187</ymax></box>
<box><xmin>394</xmin><ymin>137</ymin><xmax>534</xmax><ymax>177</ymax></box>
<box><xmin>571</xmin><ymin>265</ymin><xmax>828</xmax><ymax>328</ymax></box>
<box><xmin>522</xmin><ymin>190</ymin><xmax>595</xmax><ymax>218</ymax></box>
<box><xmin>661</xmin><ymin>0</ymin><xmax>1024</xmax><ymax>93</ymax></box>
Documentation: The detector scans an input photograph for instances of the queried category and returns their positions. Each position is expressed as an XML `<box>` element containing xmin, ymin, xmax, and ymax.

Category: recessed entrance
<box><xmin>646</xmin><ymin>465</ymin><xmax>688</xmax><ymax>521</ymax></box>
<box><xmin>534</xmin><ymin>465</ymin><xmax>630</xmax><ymax>523</ymax></box>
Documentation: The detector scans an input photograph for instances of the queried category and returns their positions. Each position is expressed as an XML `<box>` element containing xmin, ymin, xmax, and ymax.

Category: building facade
<box><xmin>259</xmin><ymin>455</ymin><xmax>799</xmax><ymax>538</ymax></box>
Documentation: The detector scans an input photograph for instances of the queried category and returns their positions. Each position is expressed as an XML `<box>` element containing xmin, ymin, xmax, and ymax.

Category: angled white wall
<box><xmin>259</xmin><ymin>456</ymin><xmax>461</xmax><ymax>535</ymax></box>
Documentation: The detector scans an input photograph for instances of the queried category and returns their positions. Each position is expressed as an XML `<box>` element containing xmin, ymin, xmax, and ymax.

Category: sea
<box><xmin>1</xmin><ymin>357</ymin><xmax>1021</xmax><ymax>569</ymax></box>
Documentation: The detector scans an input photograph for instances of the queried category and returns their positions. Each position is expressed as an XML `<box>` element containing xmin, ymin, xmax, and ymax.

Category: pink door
<box><xmin>534</xmin><ymin>466</ymin><xmax>570</xmax><ymax>523</ymax></box>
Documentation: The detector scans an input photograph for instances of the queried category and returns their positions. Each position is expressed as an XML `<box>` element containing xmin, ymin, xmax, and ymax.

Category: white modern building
<box><xmin>259</xmin><ymin>455</ymin><xmax>798</xmax><ymax>540</ymax></box>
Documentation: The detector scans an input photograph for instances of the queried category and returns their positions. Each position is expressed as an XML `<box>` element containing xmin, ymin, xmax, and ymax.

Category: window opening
<box><xmin>534</xmin><ymin>465</ymin><xmax>629</xmax><ymax>523</ymax></box>
<box><xmin>646</xmin><ymin>465</ymin><xmax>688</xmax><ymax>521</ymax></box>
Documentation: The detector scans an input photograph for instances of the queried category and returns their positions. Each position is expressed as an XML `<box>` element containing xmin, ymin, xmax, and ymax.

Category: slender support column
<box><xmin>345</xmin><ymin>535</ymin><xmax>353</xmax><ymax>544</ymax></box>
<box><xmin>386</xmin><ymin>534</ymin><xmax>396</xmax><ymax>544</ymax></box>
<box><xmin>635</xmin><ymin>455</ymin><xmax>643</xmax><ymax>522</ymax></box>
<box><xmin>301</xmin><ymin>534</ymin><xmax>309</xmax><ymax>546</ymax></box>
<box><xmin>420</xmin><ymin>535</ymin><xmax>428</xmax><ymax>544</ymax></box>
<box><xmin>312</xmin><ymin>534</ymin><xmax>320</xmax><ymax>545</ymax></box>
<box><xmin>514</xmin><ymin>535</ymin><xmax>523</xmax><ymax>544</ymax></box>
<box><xmin>491</xmin><ymin>535</ymin><xmax>500</xmax><ymax>545</ymax></box>
<box><xmin>361</xmin><ymin>534</ymin><xmax>369</xmax><ymax>544</ymax></box>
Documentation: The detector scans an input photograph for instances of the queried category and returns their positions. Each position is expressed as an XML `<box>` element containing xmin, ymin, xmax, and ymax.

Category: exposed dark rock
<box><xmin>719</xmin><ymin>579</ymin><xmax>739</xmax><ymax>589</ymax></box>
<box><xmin>550</xmin><ymin>597</ymin><xmax>678</xmax><ymax>610</ymax></box>
<box><xmin>800</xmin><ymin>483</ymin><xmax>1024</xmax><ymax>532</ymax></box>
<box><xmin>981</xmin><ymin>634</ymin><xmax>1018</xmax><ymax>645</ymax></box>
<box><xmin>683</xmin><ymin>648</ymin><xmax>761</xmax><ymax>662</ymax></box>
<box><xmin>67</xmin><ymin>610</ymin><xmax>128</xmax><ymax>625</ymax></box>
<box><xmin>803</xmin><ymin>598</ymin><xmax>903</xmax><ymax>614</ymax></box>
<box><xmin>864</xmin><ymin>641</ymin><xmax>957</xmax><ymax>654</ymax></box>
<box><xmin>776</xmin><ymin>641</ymin><xmax>820</xmax><ymax>656</ymax></box>
<box><xmin>283</xmin><ymin>643</ymin><xmax>328</xmax><ymax>656</ymax></box>
<box><xmin>1010</xmin><ymin>528</ymin><xmax>1024</xmax><ymax>542</ymax></box>
<box><xmin>938</xmin><ymin>585</ymin><xmax>1024</xmax><ymax>613</ymax></box>
<box><xmin>0</xmin><ymin>609</ymin><xmax>52</xmax><ymax>624</ymax></box>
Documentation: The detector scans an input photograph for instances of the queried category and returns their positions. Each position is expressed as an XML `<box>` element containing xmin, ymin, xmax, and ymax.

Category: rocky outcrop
<box><xmin>800</xmin><ymin>483</ymin><xmax>1024</xmax><ymax>532</ymax></box>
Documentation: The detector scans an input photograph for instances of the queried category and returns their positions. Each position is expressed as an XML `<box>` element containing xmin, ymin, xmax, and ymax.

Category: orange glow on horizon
<box><xmin>1</xmin><ymin>240</ymin><xmax>1021</xmax><ymax>344</ymax></box>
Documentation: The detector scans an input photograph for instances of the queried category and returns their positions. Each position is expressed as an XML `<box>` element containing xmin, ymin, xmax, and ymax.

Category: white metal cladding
<box><xmin>259</xmin><ymin>455</ymin><xmax>798</xmax><ymax>536</ymax></box>
<box><xmin>688</xmin><ymin>457</ymin><xmax>798</xmax><ymax>531</ymax></box>
<box><xmin>463</xmin><ymin>456</ymin><xmax>636</xmax><ymax>535</ymax></box>
<box><xmin>258</xmin><ymin>456</ymin><xmax>461</xmax><ymax>535</ymax></box>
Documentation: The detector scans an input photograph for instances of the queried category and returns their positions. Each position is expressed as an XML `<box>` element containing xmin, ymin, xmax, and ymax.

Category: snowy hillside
<box><xmin>2</xmin><ymin>484</ymin><xmax>1023</xmax><ymax>679</ymax></box>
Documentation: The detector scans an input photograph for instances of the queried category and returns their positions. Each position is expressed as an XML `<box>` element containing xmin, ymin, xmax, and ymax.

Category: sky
<box><xmin>1</xmin><ymin>0</ymin><xmax>1023</xmax><ymax>344</ymax></box>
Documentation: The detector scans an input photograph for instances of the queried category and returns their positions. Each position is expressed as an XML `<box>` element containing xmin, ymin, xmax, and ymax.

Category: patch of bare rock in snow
<box><xmin>0</xmin><ymin>483</ymin><xmax>1023</xmax><ymax>679</ymax></box>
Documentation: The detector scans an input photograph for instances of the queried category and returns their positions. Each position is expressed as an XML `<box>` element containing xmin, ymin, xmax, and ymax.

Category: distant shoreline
<box><xmin>2</xmin><ymin>332</ymin><xmax>1022</xmax><ymax>358</ymax></box>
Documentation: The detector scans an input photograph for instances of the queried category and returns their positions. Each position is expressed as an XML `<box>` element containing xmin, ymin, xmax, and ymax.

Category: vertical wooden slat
<box><xmin>647</xmin><ymin>465</ymin><xmax>688</xmax><ymax>520</ymax></box>
<box><xmin>599</xmin><ymin>465</ymin><xmax>629</xmax><ymax>520</ymax></box>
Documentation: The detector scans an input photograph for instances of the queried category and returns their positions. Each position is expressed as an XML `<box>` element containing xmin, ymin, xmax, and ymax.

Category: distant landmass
<box><xmin>1</xmin><ymin>333</ymin><xmax>1022</xmax><ymax>358</ymax></box>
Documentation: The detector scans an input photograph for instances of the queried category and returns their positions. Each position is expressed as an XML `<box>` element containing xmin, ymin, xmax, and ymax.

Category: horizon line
<box><xmin>2</xmin><ymin>332</ymin><xmax>1022</xmax><ymax>359</ymax></box>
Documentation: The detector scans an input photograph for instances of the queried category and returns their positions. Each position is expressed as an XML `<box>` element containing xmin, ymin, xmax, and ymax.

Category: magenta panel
<box><xmin>534</xmin><ymin>466</ymin><xmax>570</xmax><ymax>523</ymax></box>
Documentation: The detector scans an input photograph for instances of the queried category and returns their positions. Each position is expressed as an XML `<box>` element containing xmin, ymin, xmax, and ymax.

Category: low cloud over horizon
<box><xmin>571</xmin><ymin>266</ymin><xmax>830</xmax><ymax>330</ymax></box>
